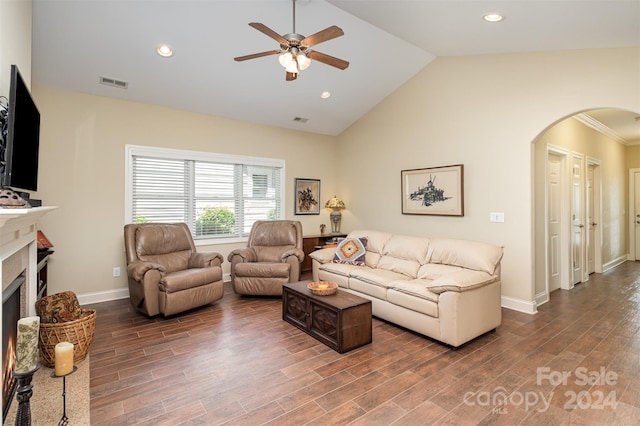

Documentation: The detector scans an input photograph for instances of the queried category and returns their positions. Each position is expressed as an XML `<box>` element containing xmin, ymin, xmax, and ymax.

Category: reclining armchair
<box><xmin>228</xmin><ymin>220</ymin><xmax>304</xmax><ymax>295</ymax></box>
<box><xmin>124</xmin><ymin>223</ymin><xmax>224</xmax><ymax>316</ymax></box>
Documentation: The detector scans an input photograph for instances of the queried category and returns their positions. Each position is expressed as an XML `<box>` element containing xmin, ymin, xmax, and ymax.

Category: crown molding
<box><xmin>573</xmin><ymin>113</ymin><xmax>628</xmax><ymax>145</ymax></box>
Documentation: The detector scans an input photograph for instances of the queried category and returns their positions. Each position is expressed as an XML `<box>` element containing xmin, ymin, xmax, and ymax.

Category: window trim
<box><xmin>125</xmin><ymin>144</ymin><xmax>286</xmax><ymax>246</ymax></box>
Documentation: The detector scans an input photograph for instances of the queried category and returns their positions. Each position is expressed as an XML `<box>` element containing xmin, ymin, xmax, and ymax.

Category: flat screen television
<box><xmin>1</xmin><ymin>64</ymin><xmax>40</xmax><ymax>193</ymax></box>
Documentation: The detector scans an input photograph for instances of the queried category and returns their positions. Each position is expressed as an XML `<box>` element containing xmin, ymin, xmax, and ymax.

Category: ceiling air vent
<box><xmin>293</xmin><ymin>117</ymin><xmax>309</xmax><ymax>124</ymax></box>
<box><xmin>99</xmin><ymin>76</ymin><xmax>129</xmax><ymax>89</ymax></box>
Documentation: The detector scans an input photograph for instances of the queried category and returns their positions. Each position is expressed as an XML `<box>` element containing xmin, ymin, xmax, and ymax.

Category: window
<box><xmin>125</xmin><ymin>145</ymin><xmax>284</xmax><ymax>243</ymax></box>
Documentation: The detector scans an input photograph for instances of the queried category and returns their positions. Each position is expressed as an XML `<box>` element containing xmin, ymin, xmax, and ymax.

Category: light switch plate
<box><xmin>490</xmin><ymin>212</ymin><xmax>505</xmax><ymax>223</ymax></box>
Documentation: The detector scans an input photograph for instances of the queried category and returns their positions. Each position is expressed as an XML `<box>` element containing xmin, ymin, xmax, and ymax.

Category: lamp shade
<box><xmin>297</xmin><ymin>53</ymin><xmax>311</xmax><ymax>70</ymax></box>
<box><xmin>278</xmin><ymin>51</ymin><xmax>293</xmax><ymax>68</ymax></box>
<box><xmin>325</xmin><ymin>196</ymin><xmax>345</xmax><ymax>209</ymax></box>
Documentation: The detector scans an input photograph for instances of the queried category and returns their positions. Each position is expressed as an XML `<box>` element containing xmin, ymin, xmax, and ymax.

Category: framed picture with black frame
<box><xmin>401</xmin><ymin>164</ymin><xmax>464</xmax><ymax>216</ymax></box>
<box><xmin>295</xmin><ymin>178</ymin><xmax>320</xmax><ymax>215</ymax></box>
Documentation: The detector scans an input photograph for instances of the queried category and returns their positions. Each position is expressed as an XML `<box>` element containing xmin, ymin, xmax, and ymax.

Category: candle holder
<box><xmin>50</xmin><ymin>366</ymin><xmax>77</xmax><ymax>426</ymax></box>
<box><xmin>13</xmin><ymin>366</ymin><xmax>39</xmax><ymax>426</ymax></box>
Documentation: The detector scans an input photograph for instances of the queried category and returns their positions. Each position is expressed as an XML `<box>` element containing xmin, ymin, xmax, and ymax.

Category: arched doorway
<box><xmin>533</xmin><ymin>108</ymin><xmax>638</xmax><ymax>305</ymax></box>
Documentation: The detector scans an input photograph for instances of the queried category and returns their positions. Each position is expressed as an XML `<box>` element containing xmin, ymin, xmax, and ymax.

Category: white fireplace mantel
<box><xmin>0</xmin><ymin>206</ymin><xmax>56</xmax><ymax>417</ymax></box>
<box><xmin>0</xmin><ymin>206</ymin><xmax>57</xmax><ymax>314</ymax></box>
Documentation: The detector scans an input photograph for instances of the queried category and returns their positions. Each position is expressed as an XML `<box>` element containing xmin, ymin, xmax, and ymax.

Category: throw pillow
<box><xmin>332</xmin><ymin>237</ymin><xmax>368</xmax><ymax>266</ymax></box>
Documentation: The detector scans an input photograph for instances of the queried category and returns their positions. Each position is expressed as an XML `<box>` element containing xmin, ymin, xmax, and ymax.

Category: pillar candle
<box><xmin>14</xmin><ymin>316</ymin><xmax>40</xmax><ymax>373</ymax></box>
<box><xmin>54</xmin><ymin>342</ymin><xmax>74</xmax><ymax>376</ymax></box>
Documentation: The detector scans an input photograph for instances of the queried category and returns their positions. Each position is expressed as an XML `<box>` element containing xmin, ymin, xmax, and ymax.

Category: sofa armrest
<box><xmin>189</xmin><ymin>252</ymin><xmax>223</xmax><ymax>268</ymax></box>
<box><xmin>309</xmin><ymin>248</ymin><xmax>335</xmax><ymax>264</ymax></box>
<box><xmin>127</xmin><ymin>261</ymin><xmax>165</xmax><ymax>282</ymax></box>
<box><xmin>281</xmin><ymin>248</ymin><xmax>305</xmax><ymax>263</ymax></box>
<box><xmin>427</xmin><ymin>270</ymin><xmax>498</xmax><ymax>294</ymax></box>
<box><xmin>227</xmin><ymin>247</ymin><xmax>257</xmax><ymax>263</ymax></box>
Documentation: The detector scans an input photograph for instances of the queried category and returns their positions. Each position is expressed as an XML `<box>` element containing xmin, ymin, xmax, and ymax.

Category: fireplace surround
<box><xmin>0</xmin><ymin>207</ymin><xmax>56</xmax><ymax>419</ymax></box>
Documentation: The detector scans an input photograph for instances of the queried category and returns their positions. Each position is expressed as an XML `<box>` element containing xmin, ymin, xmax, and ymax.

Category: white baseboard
<box><xmin>535</xmin><ymin>291</ymin><xmax>550</xmax><ymax>307</ymax></box>
<box><xmin>501</xmin><ymin>295</ymin><xmax>537</xmax><ymax>314</ymax></box>
<box><xmin>223</xmin><ymin>273</ymin><xmax>231</xmax><ymax>283</ymax></box>
<box><xmin>603</xmin><ymin>255</ymin><xmax>628</xmax><ymax>273</ymax></box>
<box><xmin>77</xmin><ymin>288</ymin><xmax>129</xmax><ymax>306</ymax></box>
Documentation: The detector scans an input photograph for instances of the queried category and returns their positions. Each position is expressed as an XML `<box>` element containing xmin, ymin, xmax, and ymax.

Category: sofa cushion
<box><xmin>427</xmin><ymin>238</ymin><xmax>503</xmax><ymax>275</ymax></box>
<box><xmin>389</xmin><ymin>280</ymin><xmax>439</xmax><ymax>303</ymax></box>
<box><xmin>417</xmin><ymin>263</ymin><xmax>466</xmax><ymax>280</ymax></box>
<box><xmin>318</xmin><ymin>262</ymin><xmax>364</xmax><ymax>288</ymax></box>
<box><xmin>333</xmin><ymin>237</ymin><xmax>368</xmax><ymax>265</ymax></box>
<box><xmin>377</xmin><ymin>234</ymin><xmax>430</xmax><ymax>278</ymax></box>
<box><xmin>387</xmin><ymin>280</ymin><xmax>439</xmax><ymax>317</ymax></box>
<box><xmin>349</xmin><ymin>268</ymin><xmax>409</xmax><ymax>299</ymax></box>
<box><xmin>426</xmin><ymin>269</ymin><xmax>497</xmax><ymax>294</ymax></box>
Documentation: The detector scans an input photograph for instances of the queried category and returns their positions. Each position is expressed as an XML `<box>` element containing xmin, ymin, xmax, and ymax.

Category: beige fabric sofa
<box><xmin>309</xmin><ymin>230</ymin><xmax>503</xmax><ymax>347</ymax></box>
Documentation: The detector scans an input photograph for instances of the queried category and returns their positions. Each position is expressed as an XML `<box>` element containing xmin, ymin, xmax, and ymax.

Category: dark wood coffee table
<box><xmin>282</xmin><ymin>281</ymin><xmax>372</xmax><ymax>353</ymax></box>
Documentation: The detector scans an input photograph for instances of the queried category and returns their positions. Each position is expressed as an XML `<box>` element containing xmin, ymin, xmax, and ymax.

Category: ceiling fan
<box><xmin>234</xmin><ymin>0</ymin><xmax>349</xmax><ymax>81</ymax></box>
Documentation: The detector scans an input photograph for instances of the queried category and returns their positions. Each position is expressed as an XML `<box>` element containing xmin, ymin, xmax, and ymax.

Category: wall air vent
<box><xmin>99</xmin><ymin>76</ymin><xmax>129</xmax><ymax>89</ymax></box>
<box><xmin>293</xmin><ymin>117</ymin><xmax>309</xmax><ymax>123</ymax></box>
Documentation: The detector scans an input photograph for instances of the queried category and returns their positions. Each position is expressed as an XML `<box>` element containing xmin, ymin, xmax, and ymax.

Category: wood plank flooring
<box><xmin>89</xmin><ymin>263</ymin><xmax>640</xmax><ymax>425</ymax></box>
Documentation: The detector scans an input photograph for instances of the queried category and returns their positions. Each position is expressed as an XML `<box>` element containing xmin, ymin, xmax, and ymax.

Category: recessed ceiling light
<box><xmin>483</xmin><ymin>13</ymin><xmax>504</xmax><ymax>22</ymax></box>
<box><xmin>157</xmin><ymin>44</ymin><xmax>174</xmax><ymax>58</ymax></box>
<box><xmin>320</xmin><ymin>91</ymin><xmax>331</xmax><ymax>99</ymax></box>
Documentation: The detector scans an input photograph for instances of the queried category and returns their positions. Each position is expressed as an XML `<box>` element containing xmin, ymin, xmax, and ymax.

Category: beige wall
<box><xmin>336</xmin><ymin>48</ymin><xmax>639</xmax><ymax>308</ymax></box>
<box><xmin>0</xmin><ymin>0</ymin><xmax>32</xmax><ymax>93</ymax></box>
<box><xmin>32</xmin><ymin>86</ymin><xmax>338</xmax><ymax>296</ymax></box>
<box><xmin>627</xmin><ymin>145</ymin><xmax>640</xmax><ymax>169</ymax></box>
<box><xmin>533</xmin><ymin>117</ymin><xmax>628</xmax><ymax>296</ymax></box>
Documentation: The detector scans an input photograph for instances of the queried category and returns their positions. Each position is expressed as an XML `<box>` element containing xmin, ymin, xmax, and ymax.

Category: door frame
<box><xmin>586</xmin><ymin>157</ymin><xmax>602</xmax><ymax>276</ymax></box>
<box><xmin>629</xmin><ymin>168</ymin><xmax>640</xmax><ymax>260</ymax></box>
<box><xmin>545</xmin><ymin>144</ymin><xmax>571</xmax><ymax>294</ymax></box>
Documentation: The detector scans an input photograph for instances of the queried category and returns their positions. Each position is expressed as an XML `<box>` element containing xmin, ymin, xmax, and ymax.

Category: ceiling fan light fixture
<box><xmin>278</xmin><ymin>51</ymin><xmax>293</xmax><ymax>67</ymax></box>
<box><xmin>297</xmin><ymin>53</ymin><xmax>311</xmax><ymax>70</ymax></box>
<box><xmin>285</xmin><ymin>60</ymin><xmax>299</xmax><ymax>74</ymax></box>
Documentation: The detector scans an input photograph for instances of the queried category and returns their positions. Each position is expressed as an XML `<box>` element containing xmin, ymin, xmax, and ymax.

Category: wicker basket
<box><xmin>38</xmin><ymin>309</ymin><xmax>97</xmax><ymax>367</ymax></box>
<box><xmin>308</xmin><ymin>281</ymin><xmax>338</xmax><ymax>296</ymax></box>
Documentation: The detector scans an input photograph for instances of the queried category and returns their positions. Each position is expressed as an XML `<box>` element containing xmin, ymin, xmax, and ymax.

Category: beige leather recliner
<box><xmin>228</xmin><ymin>220</ymin><xmax>304</xmax><ymax>295</ymax></box>
<box><xmin>124</xmin><ymin>223</ymin><xmax>224</xmax><ymax>316</ymax></box>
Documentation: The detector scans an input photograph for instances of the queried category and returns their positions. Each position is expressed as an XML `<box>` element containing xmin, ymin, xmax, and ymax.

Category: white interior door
<box><xmin>548</xmin><ymin>153</ymin><xmax>562</xmax><ymax>292</ymax></box>
<box><xmin>571</xmin><ymin>155</ymin><xmax>584</xmax><ymax>285</ymax></box>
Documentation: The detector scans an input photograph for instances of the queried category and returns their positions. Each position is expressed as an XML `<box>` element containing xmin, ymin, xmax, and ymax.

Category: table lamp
<box><xmin>325</xmin><ymin>196</ymin><xmax>345</xmax><ymax>234</ymax></box>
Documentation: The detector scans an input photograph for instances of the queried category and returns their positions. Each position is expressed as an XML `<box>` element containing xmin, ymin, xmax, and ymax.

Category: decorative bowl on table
<box><xmin>308</xmin><ymin>281</ymin><xmax>338</xmax><ymax>296</ymax></box>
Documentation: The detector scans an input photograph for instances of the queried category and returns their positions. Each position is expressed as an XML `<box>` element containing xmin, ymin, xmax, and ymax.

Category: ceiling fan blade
<box><xmin>301</xmin><ymin>25</ymin><xmax>344</xmax><ymax>48</ymax></box>
<box><xmin>249</xmin><ymin>22</ymin><xmax>288</xmax><ymax>45</ymax></box>
<box><xmin>234</xmin><ymin>50</ymin><xmax>281</xmax><ymax>62</ymax></box>
<box><xmin>286</xmin><ymin>71</ymin><xmax>298</xmax><ymax>81</ymax></box>
<box><xmin>307</xmin><ymin>51</ymin><xmax>349</xmax><ymax>70</ymax></box>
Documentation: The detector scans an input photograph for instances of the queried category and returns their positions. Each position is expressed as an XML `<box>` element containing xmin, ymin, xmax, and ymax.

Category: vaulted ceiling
<box><xmin>32</xmin><ymin>0</ymin><xmax>640</xmax><ymax>140</ymax></box>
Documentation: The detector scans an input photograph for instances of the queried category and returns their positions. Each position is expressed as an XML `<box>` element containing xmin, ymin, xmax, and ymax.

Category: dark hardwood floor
<box><xmin>89</xmin><ymin>263</ymin><xmax>640</xmax><ymax>425</ymax></box>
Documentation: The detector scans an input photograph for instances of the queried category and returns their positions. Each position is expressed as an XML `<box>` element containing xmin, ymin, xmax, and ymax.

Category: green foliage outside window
<box><xmin>196</xmin><ymin>207</ymin><xmax>235</xmax><ymax>235</ymax></box>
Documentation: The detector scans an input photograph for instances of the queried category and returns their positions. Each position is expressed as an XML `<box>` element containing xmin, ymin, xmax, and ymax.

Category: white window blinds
<box><xmin>127</xmin><ymin>146</ymin><xmax>284</xmax><ymax>241</ymax></box>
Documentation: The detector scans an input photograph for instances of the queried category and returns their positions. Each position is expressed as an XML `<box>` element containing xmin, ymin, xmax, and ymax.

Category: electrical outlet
<box><xmin>113</xmin><ymin>267</ymin><xmax>121</xmax><ymax>277</ymax></box>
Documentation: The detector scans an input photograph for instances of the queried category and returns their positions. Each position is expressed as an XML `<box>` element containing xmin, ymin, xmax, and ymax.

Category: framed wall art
<box><xmin>401</xmin><ymin>164</ymin><xmax>464</xmax><ymax>216</ymax></box>
<box><xmin>295</xmin><ymin>178</ymin><xmax>320</xmax><ymax>215</ymax></box>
